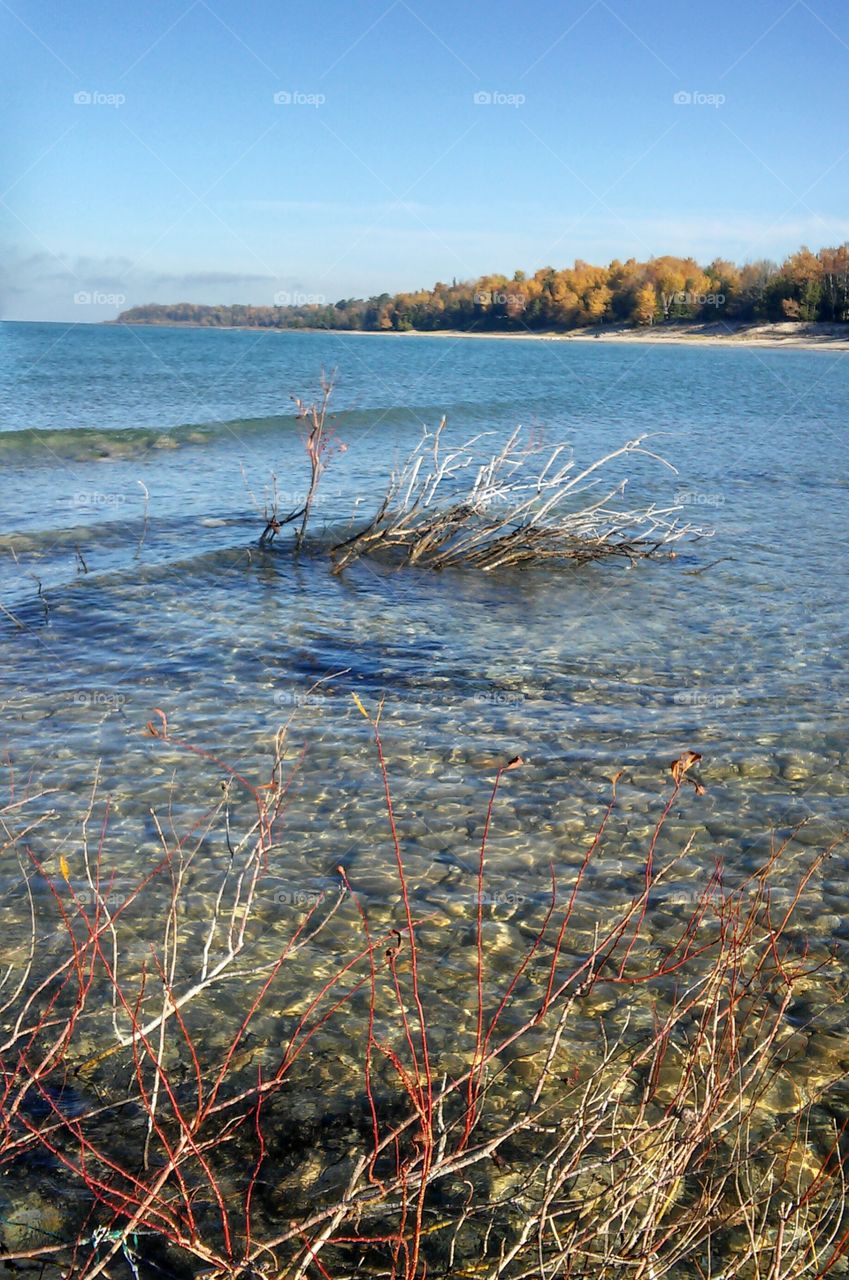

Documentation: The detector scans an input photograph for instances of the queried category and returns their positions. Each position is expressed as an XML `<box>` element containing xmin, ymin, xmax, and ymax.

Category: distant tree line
<box><xmin>117</xmin><ymin>244</ymin><xmax>849</xmax><ymax>333</ymax></box>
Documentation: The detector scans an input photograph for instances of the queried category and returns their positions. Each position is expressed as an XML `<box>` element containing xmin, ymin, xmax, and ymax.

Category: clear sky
<box><xmin>3</xmin><ymin>0</ymin><xmax>849</xmax><ymax>320</ymax></box>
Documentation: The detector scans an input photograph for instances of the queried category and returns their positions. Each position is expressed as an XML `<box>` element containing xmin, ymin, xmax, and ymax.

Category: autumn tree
<box><xmin>632</xmin><ymin>282</ymin><xmax>658</xmax><ymax>325</ymax></box>
<box><xmin>704</xmin><ymin>258</ymin><xmax>741</xmax><ymax>315</ymax></box>
<box><xmin>779</xmin><ymin>247</ymin><xmax>825</xmax><ymax>320</ymax></box>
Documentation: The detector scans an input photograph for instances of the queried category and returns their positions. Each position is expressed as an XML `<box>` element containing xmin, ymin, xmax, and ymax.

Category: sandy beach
<box><xmin>349</xmin><ymin>321</ymin><xmax>849</xmax><ymax>351</ymax></box>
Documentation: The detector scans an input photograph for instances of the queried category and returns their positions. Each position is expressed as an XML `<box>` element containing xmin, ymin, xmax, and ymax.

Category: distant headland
<box><xmin>116</xmin><ymin>244</ymin><xmax>849</xmax><ymax>340</ymax></box>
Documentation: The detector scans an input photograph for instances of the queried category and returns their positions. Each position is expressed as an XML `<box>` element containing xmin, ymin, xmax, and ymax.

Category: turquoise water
<box><xmin>1</xmin><ymin>318</ymin><xmax>847</xmax><ymax>921</ymax></box>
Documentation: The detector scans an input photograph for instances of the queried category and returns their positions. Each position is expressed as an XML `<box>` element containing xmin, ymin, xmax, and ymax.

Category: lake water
<box><xmin>3</xmin><ymin>319</ymin><xmax>847</xmax><ymax>840</ymax></box>
<box><xmin>3</xmin><ymin>320</ymin><xmax>848</xmax><ymax>907</ymax></box>
<box><xmin>2</xmin><ymin>319</ymin><xmax>848</xmax><ymax>1266</ymax></box>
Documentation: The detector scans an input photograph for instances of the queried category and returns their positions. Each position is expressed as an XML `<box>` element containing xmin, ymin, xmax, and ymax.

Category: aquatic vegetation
<box><xmin>1</xmin><ymin>717</ymin><xmax>847</xmax><ymax>1278</ymax></box>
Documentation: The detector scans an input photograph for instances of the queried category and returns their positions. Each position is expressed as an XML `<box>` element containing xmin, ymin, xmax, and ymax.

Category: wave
<box><xmin>0</xmin><ymin>416</ymin><xmax>295</xmax><ymax>464</ymax></box>
<box><xmin>0</xmin><ymin>403</ymin><xmax>484</xmax><ymax>466</ymax></box>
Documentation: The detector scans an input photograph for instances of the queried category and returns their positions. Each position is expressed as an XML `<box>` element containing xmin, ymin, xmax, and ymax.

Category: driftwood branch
<box><xmin>258</xmin><ymin>372</ymin><xmax>337</xmax><ymax>548</ymax></box>
<box><xmin>330</xmin><ymin>422</ymin><xmax>710</xmax><ymax>573</ymax></box>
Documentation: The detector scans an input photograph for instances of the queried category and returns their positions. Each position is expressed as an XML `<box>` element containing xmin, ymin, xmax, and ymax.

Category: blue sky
<box><xmin>3</xmin><ymin>0</ymin><xmax>849</xmax><ymax>320</ymax></box>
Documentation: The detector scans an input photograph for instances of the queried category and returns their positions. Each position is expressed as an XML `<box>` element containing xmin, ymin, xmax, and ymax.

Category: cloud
<box><xmin>0</xmin><ymin>250</ymin><xmax>289</xmax><ymax>319</ymax></box>
<box><xmin>147</xmin><ymin>269</ymin><xmax>276</xmax><ymax>288</ymax></box>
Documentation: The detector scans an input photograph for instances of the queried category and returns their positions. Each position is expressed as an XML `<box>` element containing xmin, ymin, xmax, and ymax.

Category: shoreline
<box><xmin>110</xmin><ymin>320</ymin><xmax>849</xmax><ymax>351</ymax></box>
<box><xmin>344</xmin><ymin>322</ymin><xmax>849</xmax><ymax>351</ymax></box>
